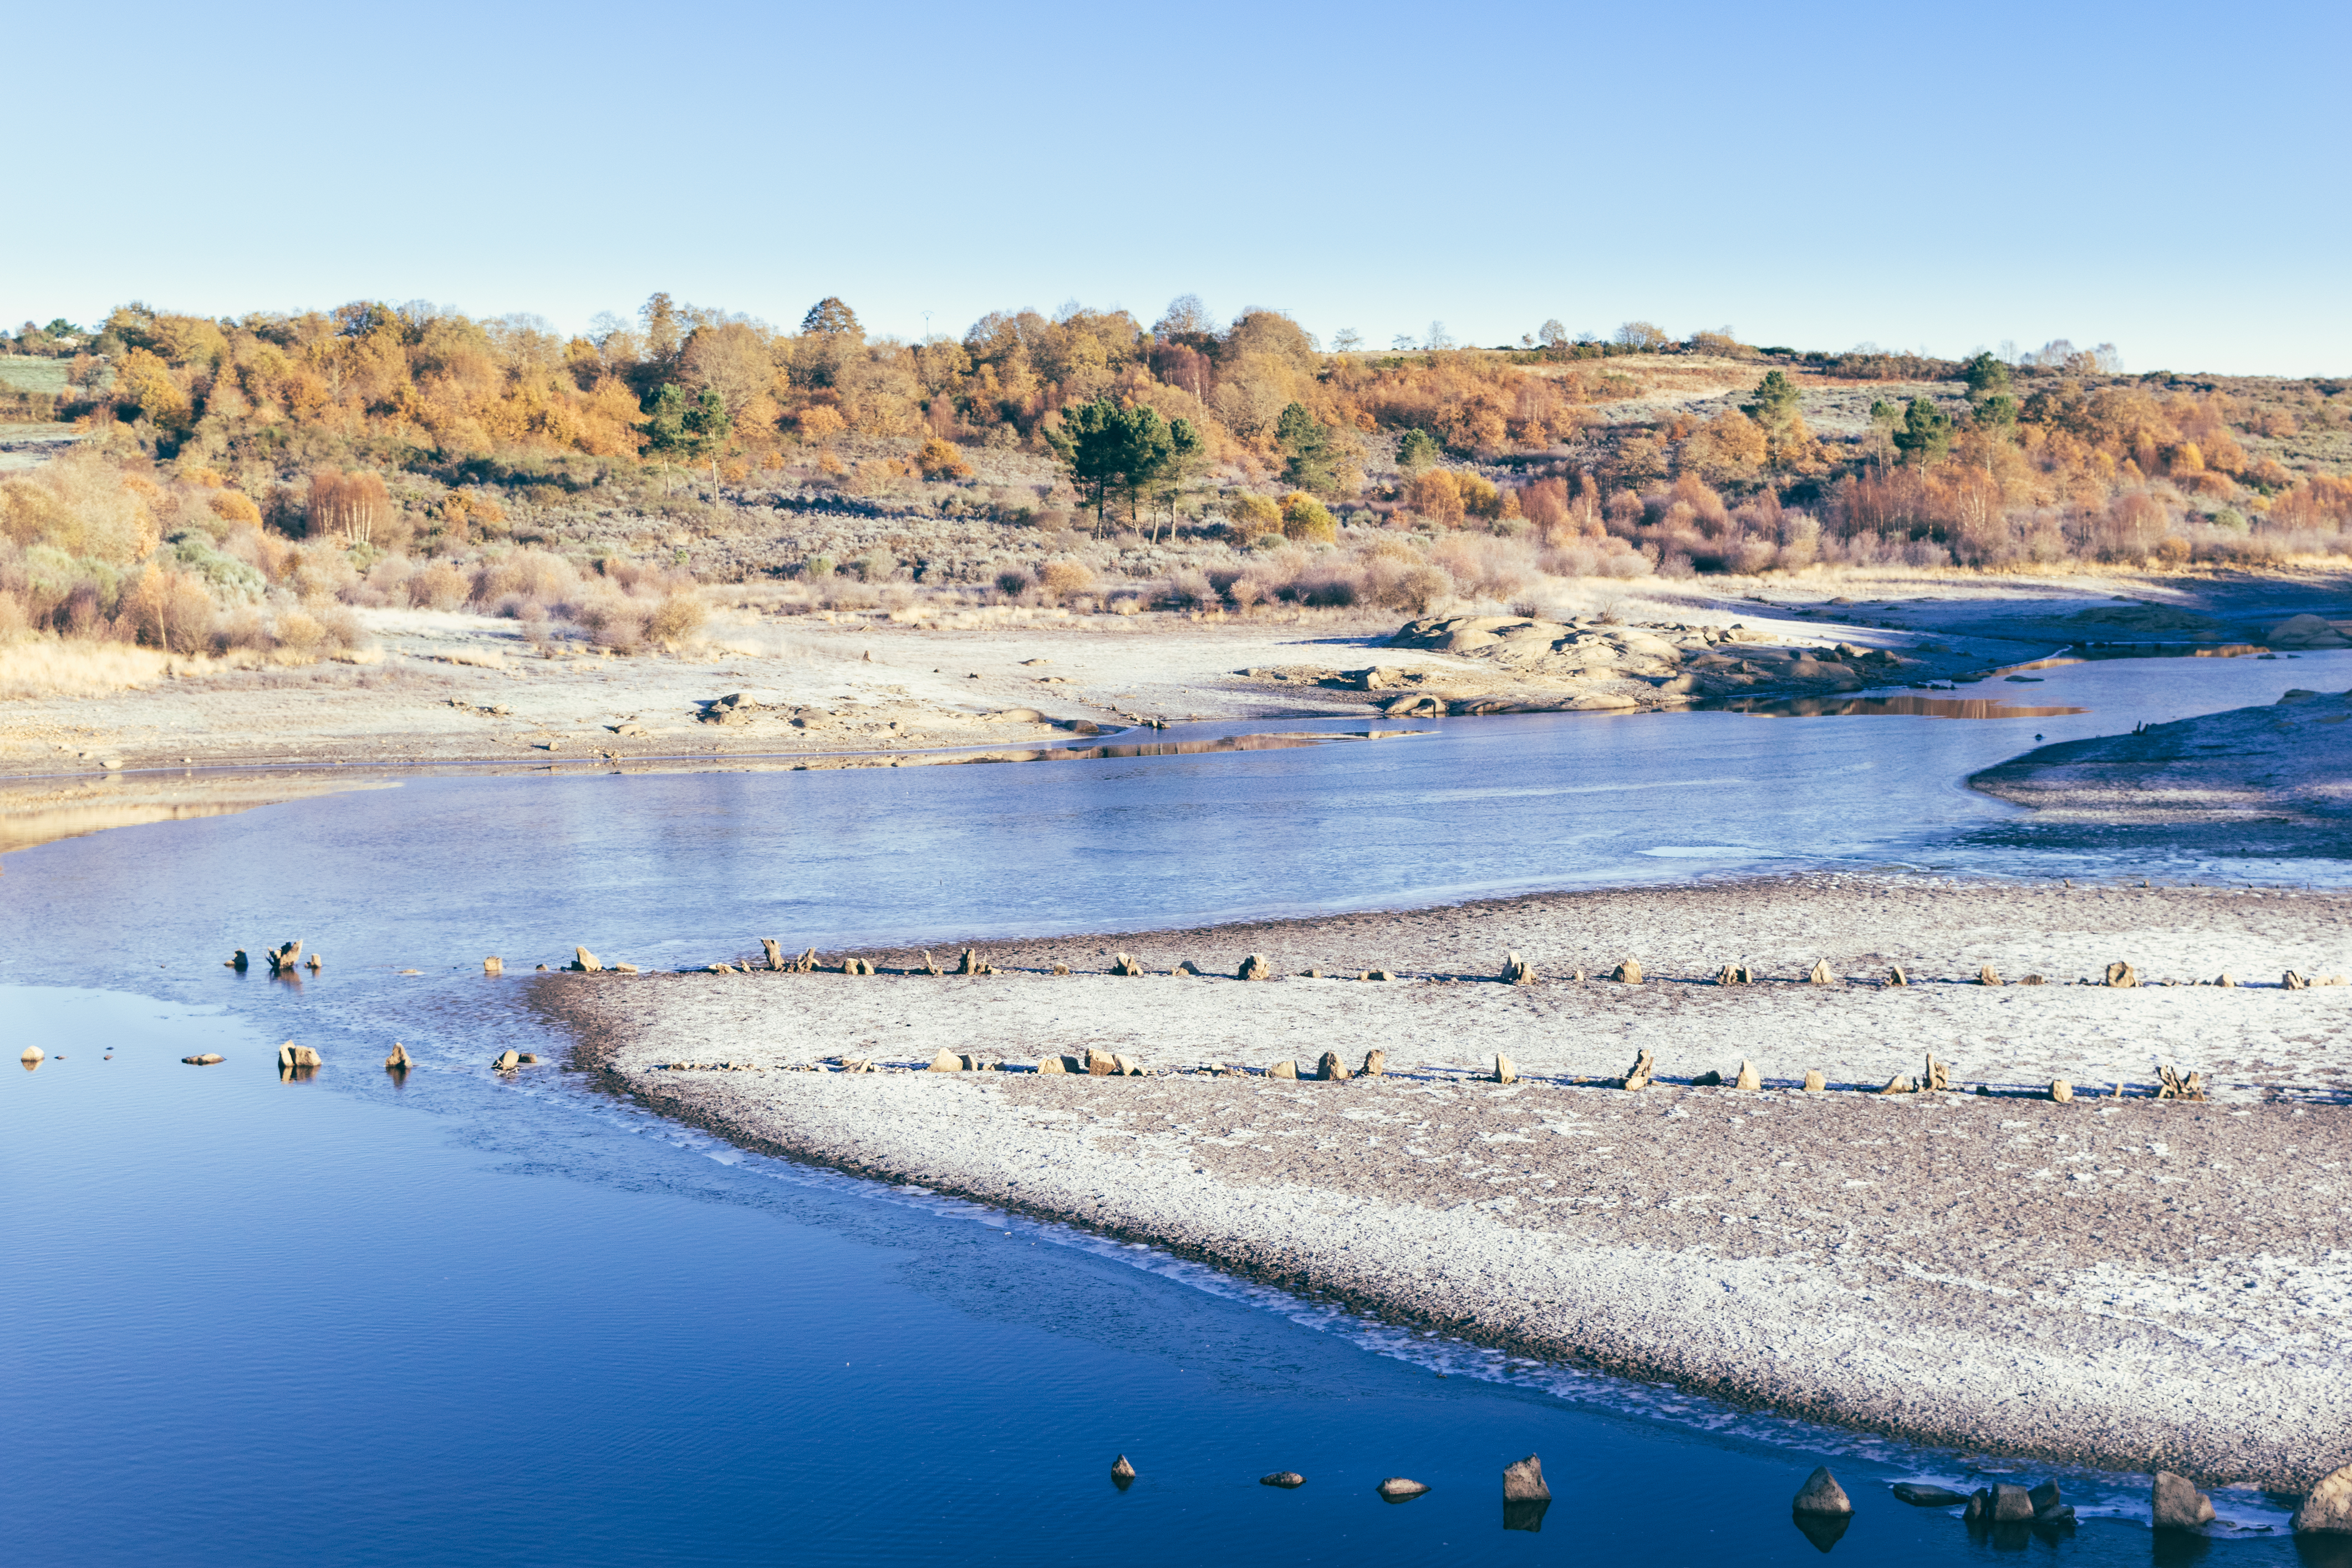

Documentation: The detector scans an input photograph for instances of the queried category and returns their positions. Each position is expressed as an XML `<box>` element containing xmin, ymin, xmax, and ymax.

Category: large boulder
<box><xmin>2152</xmin><ymin>1471</ymin><xmax>2215</xmax><ymax>1530</ymax></box>
<box><xmin>1792</xmin><ymin>1465</ymin><xmax>1852</xmax><ymax>1515</ymax></box>
<box><xmin>2295</xmin><ymin>1463</ymin><xmax>2352</xmax><ymax>1534</ymax></box>
<box><xmin>2268</xmin><ymin>613</ymin><xmax>2350</xmax><ymax>649</ymax></box>
<box><xmin>1989</xmin><ymin>1483</ymin><xmax>2034</xmax><ymax>1522</ymax></box>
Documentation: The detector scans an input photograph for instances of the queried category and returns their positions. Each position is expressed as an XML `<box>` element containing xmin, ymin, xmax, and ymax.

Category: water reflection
<box><xmin>1701</xmin><ymin>694</ymin><xmax>2089</xmax><ymax>720</ymax></box>
<box><xmin>1790</xmin><ymin>1510</ymin><xmax>1852</xmax><ymax>1552</ymax></box>
<box><xmin>1502</xmin><ymin>1498</ymin><xmax>1550</xmax><ymax>1533</ymax></box>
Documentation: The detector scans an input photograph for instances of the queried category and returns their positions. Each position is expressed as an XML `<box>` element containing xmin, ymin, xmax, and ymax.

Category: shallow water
<box><xmin>3</xmin><ymin>654</ymin><xmax>2344</xmax><ymax>1564</ymax></box>
<box><xmin>1</xmin><ymin>988</ymin><xmax>2308</xmax><ymax>1566</ymax></box>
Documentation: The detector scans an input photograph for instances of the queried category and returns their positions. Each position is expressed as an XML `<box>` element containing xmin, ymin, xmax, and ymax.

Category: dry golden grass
<box><xmin>0</xmin><ymin>642</ymin><xmax>179</xmax><ymax>700</ymax></box>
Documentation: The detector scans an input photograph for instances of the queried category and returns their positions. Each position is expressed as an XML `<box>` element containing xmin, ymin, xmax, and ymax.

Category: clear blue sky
<box><xmin>13</xmin><ymin>0</ymin><xmax>2346</xmax><ymax>375</ymax></box>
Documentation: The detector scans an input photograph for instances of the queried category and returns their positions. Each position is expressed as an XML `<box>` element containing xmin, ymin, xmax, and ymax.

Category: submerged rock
<box><xmin>181</xmin><ymin>1053</ymin><xmax>225</xmax><ymax>1066</ymax></box>
<box><xmin>1891</xmin><ymin>1483</ymin><xmax>1972</xmax><ymax>1507</ymax></box>
<box><xmin>1792</xmin><ymin>1465</ymin><xmax>1852</xmax><ymax>1515</ymax></box>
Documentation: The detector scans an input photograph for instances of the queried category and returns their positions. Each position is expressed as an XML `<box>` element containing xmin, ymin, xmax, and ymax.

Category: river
<box><xmin>4</xmin><ymin>652</ymin><xmax>2342</xmax><ymax>1565</ymax></box>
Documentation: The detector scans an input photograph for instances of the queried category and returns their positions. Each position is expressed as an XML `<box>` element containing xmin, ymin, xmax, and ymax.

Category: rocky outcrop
<box><xmin>1502</xmin><ymin>1454</ymin><xmax>1549</xmax><ymax>1503</ymax></box>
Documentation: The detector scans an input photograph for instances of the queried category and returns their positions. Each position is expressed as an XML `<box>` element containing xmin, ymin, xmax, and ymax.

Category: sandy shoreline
<box><xmin>541</xmin><ymin>873</ymin><xmax>2352</xmax><ymax>1489</ymax></box>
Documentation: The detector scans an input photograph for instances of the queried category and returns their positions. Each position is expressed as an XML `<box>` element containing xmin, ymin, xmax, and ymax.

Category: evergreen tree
<box><xmin>1396</xmin><ymin>428</ymin><xmax>1440</xmax><ymax>471</ymax></box>
<box><xmin>1891</xmin><ymin>396</ymin><xmax>1954</xmax><ymax>465</ymax></box>
<box><xmin>1275</xmin><ymin>401</ymin><xmax>1335</xmax><ymax>493</ymax></box>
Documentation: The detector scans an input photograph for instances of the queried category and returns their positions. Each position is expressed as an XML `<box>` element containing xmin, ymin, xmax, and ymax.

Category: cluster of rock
<box><xmin>1128</xmin><ymin>1453</ymin><xmax>1546</xmax><ymax>1527</ymax></box>
<box><xmin>1368</xmin><ymin>614</ymin><xmax>1914</xmax><ymax>712</ymax></box>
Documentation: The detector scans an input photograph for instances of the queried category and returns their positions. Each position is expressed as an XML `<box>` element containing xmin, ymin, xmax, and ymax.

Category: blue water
<box><xmin>3</xmin><ymin>654</ymin><xmax>2341</xmax><ymax>1565</ymax></box>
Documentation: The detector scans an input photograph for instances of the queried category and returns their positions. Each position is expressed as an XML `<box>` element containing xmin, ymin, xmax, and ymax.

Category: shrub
<box><xmin>1280</xmin><ymin>492</ymin><xmax>1337</xmax><ymax>542</ymax></box>
<box><xmin>917</xmin><ymin>437</ymin><xmax>971</xmax><ymax>481</ymax></box>
<box><xmin>407</xmin><ymin>560</ymin><xmax>469</xmax><ymax>610</ymax></box>
<box><xmin>1230</xmin><ymin>493</ymin><xmax>1282</xmax><ymax>532</ymax></box>
<box><xmin>648</xmin><ymin>593</ymin><xmax>706</xmax><ymax>643</ymax></box>
<box><xmin>1037</xmin><ymin>558</ymin><xmax>1096</xmax><ymax>601</ymax></box>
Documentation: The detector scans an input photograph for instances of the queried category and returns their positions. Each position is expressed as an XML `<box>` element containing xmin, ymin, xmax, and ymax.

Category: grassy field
<box><xmin>0</xmin><ymin>355</ymin><xmax>71</xmax><ymax>395</ymax></box>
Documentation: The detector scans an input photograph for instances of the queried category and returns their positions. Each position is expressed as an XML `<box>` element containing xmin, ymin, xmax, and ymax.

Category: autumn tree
<box><xmin>307</xmin><ymin>470</ymin><xmax>391</xmax><ymax>544</ymax></box>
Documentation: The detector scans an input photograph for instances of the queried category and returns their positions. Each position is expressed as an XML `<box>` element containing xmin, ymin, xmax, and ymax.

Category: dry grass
<box><xmin>0</xmin><ymin>641</ymin><xmax>179</xmax><ymax>700</ymax></box>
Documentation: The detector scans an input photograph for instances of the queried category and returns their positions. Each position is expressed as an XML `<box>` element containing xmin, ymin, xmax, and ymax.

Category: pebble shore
<box><xmin>542</xmin><ymin>873</ymin><xmax>2352</xmax><ymax>1488</ymax></box>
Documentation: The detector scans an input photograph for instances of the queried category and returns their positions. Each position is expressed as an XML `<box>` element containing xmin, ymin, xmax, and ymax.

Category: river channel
<box><xmin>4</xmin><ymin>653</ymin><xmax>2345</xmax><ymax>1565</ymax></box>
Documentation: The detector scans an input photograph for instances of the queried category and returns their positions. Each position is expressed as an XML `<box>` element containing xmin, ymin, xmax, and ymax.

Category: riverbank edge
<box><xmin>530</xmin><ymin>912</ymin><xmax>2352</xmax><ymax>1493</ymax></box>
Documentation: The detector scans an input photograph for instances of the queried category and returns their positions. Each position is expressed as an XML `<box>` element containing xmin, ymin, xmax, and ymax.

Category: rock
<box><xmin>1621</xmin><ymin>1047</ymin><xmax>1655</xmax><ymax>1092</ymax></box>
<box><xmin>1611</xmin><ymin>959</ymin><xmax>1643</xmax><ymax>984</ymax></box>
<box><xmin>1113</xmin><ymin>1053</ymin><xmax>1144</xmax><ymax>1076</ymax></box>
<box><xmin>1792</xmin><ymin>1465</ymin><xmax>1852</xmax><ymax>1515</ymax></box>
<box><xmin>1037</xmin><ymin>1055</ymin><xmax>1066</xmax><ymax>1073</ymax></box>
<box><xmin>1361</xmin><ymin>1049</ymin><xmax>1387</xmax><ymax>1077</ymax></box>
<box><xmin>1715</xmin><ymin>963</ymin><xmax>1751</xmax><ymax>985</ymax></box>
<box><xmin>959</xmin><ymin>1053</ymin><xmax>989</xmax><ymax>1072</ymax></box>
<box><xmin>1111</xmin><ymin>1454</ymin><xmax>1136</xmax><ymax>1489</ymax></box>
<box><xmin>928</xmin><ymin>1051</ymin><xmax>963</xmax><ymax>1071</ymax></box>
<box><xmin>1493</xmin><ymin>1053</ymin><xmax>1516</xmax><ymax>1084</ymax></box>
<box><xmin>1978</xmin><ymin>964</ymin><xmax>2002</xmax><ymax>986</ymax></box>
<box><xmin>2152</xmin><ymin>1471</ymin><xmax>2214</xmax><ymax>1530</ymax></box>
<box><xmin>2028</xmin><ymin>1482</ymin><xmax>2063</xmax><ymax>1513</ymax></box>
<box><xmin>181</xmin><ymin>1053</ymin><xmax>225</xmax><ymax>1065</ymax></box>
<box><xmin>1802</xmin><ymin>1068</ymin><xmax>1826</xmax><ymax>1092</ymax></box>
<box><xmin>1880</xmin><ymin>1074</ymin><xmax>1915</xmax><ymax>1094</ymax></box>
<box><xmin>1963</xmin><ymin>1488</ymin><xmax>1989</xmax><ymax>1523</ymax></box>
<box><xmin>916</xmin><ymin>950</ymin><xmax>941</xmax><ymax>975</ymax></box>
<box><xmin>612</xmin><ymin>963</ymin><xmax>640</xmax><ymax>974</ymax></box>
<box><xmin>1267</xmin><ymin>1060</ymin><xmax>1299</xmax><ymax>1079</ymax></box>
<box><xmin>1733</xmin><ymin>1058</ymin><xmax>1761</xmax><ymax>1091</ymax></box>
<box><xmin>1377</xmin><ymin>1478</ymin><xmax>1430</xmax><ymax>1501</ymax></box>
<box><xmin>483</xmin><ymin>956</ymin><xmax>504</xmax><ymax>976</ymax></box>
<box><xmin>2104</xmin><ymin>960</ymin><xmax>2137</xmax><ymax>988</ymax></box>
<box><xmin>492</xmin><ymin>1050</ymin><xmax>519</xmax><ymax>1071</ymax></box>
<box><xmin>1989</xmin><ymin>1483</ymin><xmax>2035</xmax><ymax>1522</ymax></box>
<box><xmin>306</xmin><ymin>954</ymin><xmax>322</xmax><ymax>971</ymax></box>
<box><xmin>2157</xmin><ymin>1063</ymin><xmax>2206</xmax><ymax>1100</ymax></box>
<box><xmin>1891</xmin><ymin>1483</ymin><xmax>1972</xmax><ymax>1507</ymax></box>
<box><xmin>1501</xmin><ymin>950</ymin><xmax>1536</xmax><ymax>985</ymax></box>
<box><xmin>2268</xmin><ymin>613</ymin><xmax>2350</xmax><ymax>649</ymax></box>
<box><xmin>1808</xmin><ymin>959</ymin><xmax>1834</xmax><ymax>985</ymax></box>
<box><xmin>1086</xmin><ymin>1047</ymin><xmax>1119</xmax><ymax>1076</ymax></box>
<box><xmin>2216</xmin><ymin>972</ymin><xmax>2236</xmax><ymax>987</ymax></box>
<box><xmin>955</xmin><ymin>948</ymin><xmax>995</xmax><ymax>975</ymax></box>
<box><xmin>1111</xmin><ymin>953</ymin><xmax>1145</xmax><ymax>977</ymax></box>
<box><xmin>1175</xmin><ymin>959</ymin><xmax>1203</xmax><ymax>976</ymax></box>
<box><xmin>2020</xmin><ymin>974</ymin><xmax>2045</xmax><ymax>985</ymax></box>
<box><xmin>517</xmin><ymin>1053</ymin><xmax>538</xmax><ymax>1066</ymax></box>
<box><xmin>20</xmin><ymin>1046</ymin><xmax>44</xmax><ymax>1065</ymax></box>
<box><xmin>1237</xmin><ymin>953</ymin><xmax>1274</xmax><ymax>981</ymax></box>
<box><xmin>1316</xmin><ymin>1051</ymin><xmax>1349</xmax><ymax>1082</ymax></box>
<box><xmin>384</xmin><ymin>1045</ymin><xmax>412</xmax><ymax>1070</ymax></box>
<box><xmin>842</xmin><ymin>957</ymin><xmax>875</xmax><ymax>975</ymax></box>
<box><xmin>1692</xmin><ymin>1069</ymin><xmax>1723</xmax><ymax>1087</ymax></box>
<box><xmin>1923</xmin><ymin>1053</ymin><xmax>1950</xmax><ymax>1092</ymax></box>
<box><xmin>277</xmin><ymin>1042</ymin><xmax>322</xmax><ymax>1068</ymax></box>
<box><xmin>2050</xmin><ymin>1080</ymin><xmax>2073</xmax><ymax>1102</ymax></box>
<box><xmin>571</xmin><ymin>946</ymin><xmax>602</xmax><ymax>973</ymax></box>
<box><xmin>759</xmin><ymin>938</ymin><xmax>781</xmax><ymax>971</ymax></box>
<box><xmin>2285</xmin><ymin>970</ymin><xmax>2310</xmax><ymax>990</ymax></box>
<box><xmin>1502</xmin><ymin>1453</ymin><xmax>1550</xmax><ymax>1503</ymax></box>
<box><xmin>1362</xmin><ymin>969</ymin><xmax>1393</xmax><ymax>981</ymax></box>
<box><xmin>1261</xmin><ymin>1472</ymin><xmax>1306</xmax><ymax>1489</ymax></box>
<box><xmin>2293</xmin><ymin>1462</ymin><xmax>2352</xmax><ymax>1534</ymax></box>
<box><xmin>1886</xmin><ymin>966</ymin><xmax>1907</xmax><ymax>986</ymax></box>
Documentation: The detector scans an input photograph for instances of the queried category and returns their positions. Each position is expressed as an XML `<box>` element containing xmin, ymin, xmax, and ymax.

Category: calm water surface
<box><xmin>4</xmin><ymin>654</ymin><xmax>2342</xmax><ymax>1565</ymax></box>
